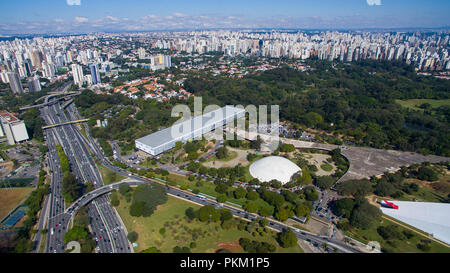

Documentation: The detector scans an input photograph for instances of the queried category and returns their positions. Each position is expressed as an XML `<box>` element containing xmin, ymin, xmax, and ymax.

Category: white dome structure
<box><xmin>249</xmin><ymin>156</ymin><xmax>301</xmax><ymax>184</ymax></box>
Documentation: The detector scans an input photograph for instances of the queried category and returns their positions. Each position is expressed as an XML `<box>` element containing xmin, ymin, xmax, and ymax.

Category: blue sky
<box><xmin>0</xmin><ymin>0</ymin><xmax>448</xmax><ymax>34</ymax></box>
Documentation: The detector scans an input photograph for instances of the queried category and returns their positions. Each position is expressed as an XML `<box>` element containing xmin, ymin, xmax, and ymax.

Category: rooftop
<box><xmin>136</xmin><ymin>106</ymin><xmax>245</xmax><ymax>149</ymax></box>
<box><xmin>0</xmin><ymin>110</ymin><xmax>20</xmax><ymax>123</ymax></box>
<box><xmin>249</xmin><ymin>156</ymin><xmax>301</xmax><ymax>184</ymax></box>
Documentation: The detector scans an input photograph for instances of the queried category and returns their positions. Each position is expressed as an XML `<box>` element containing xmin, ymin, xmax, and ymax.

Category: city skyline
<box><xmin>0</xmin><ymin>0</ymin><xmax>449</xmax><ymax>34</ymax></box>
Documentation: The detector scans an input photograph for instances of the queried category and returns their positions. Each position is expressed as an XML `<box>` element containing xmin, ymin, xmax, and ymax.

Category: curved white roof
<box><xmin>249</xmin><ymin>156</ymin><xmax>301</xmax><ymax>184</ymax></box>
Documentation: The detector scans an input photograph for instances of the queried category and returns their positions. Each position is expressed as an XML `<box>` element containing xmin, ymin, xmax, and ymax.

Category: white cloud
<box><xmin>366</xmin><ymin>0</ymin><xmax>382</xmax><ymax>6</ymax></box>
<box><xmin>74</xmin><ymin>16</ymin><xmax>88</xmax><ymax>23</ymax></box>
<box><xmin>67</xmin><ymin>0</ymin><xmax>81</xmax><ymax>5</ymax></box>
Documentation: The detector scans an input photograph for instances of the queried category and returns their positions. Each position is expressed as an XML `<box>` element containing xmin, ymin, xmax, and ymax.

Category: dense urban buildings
<box><xmin>0</xmin><ymin>31</ymin><xmax>449</xmax><ymax>96</ymax></box>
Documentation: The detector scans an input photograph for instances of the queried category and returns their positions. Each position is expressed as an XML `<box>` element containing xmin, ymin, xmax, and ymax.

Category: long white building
<box><xmin>136</xmin><ymin>106</ymin><xmax>245</xmax><ymax>156</ymax></box>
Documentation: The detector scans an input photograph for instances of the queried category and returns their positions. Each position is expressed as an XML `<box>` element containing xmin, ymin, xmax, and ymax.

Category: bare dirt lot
<box><xmin>0</xmin><ymin>187</ymin><xmax>33</xmax><ymax>220</ymax></box>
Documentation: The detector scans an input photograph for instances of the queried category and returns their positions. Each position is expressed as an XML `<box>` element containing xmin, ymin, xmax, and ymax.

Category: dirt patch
<box><xmin>203</xmin><ymin>147</ymin><xmax>251</xmax><ymax>169</ymax></box>
<box><xmin>0</xmin><ymin>161</ymin><xmax>14</xmax><ymax>177</ymax></box>
<box><xmin>0</xmin><ymin>187</ymin><xmax>33</xmax><ymax>220</ymax></box>
<box><xmin>302</xmin><ymin>153</ymin><xmax>336</xmax><ymax>176</ymax></box>
<box><xmin>217</xmin><ymin>241</ymin><xmax>242</xmax><ymax>253</ymax></box>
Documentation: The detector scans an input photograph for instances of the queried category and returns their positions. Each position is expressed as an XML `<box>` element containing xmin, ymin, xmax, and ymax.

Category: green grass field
<box><xmin>320</xmin><ymin>163</ymin><xmax>333</xmax><ymax>172</ymax></box>
<box><xmin>116</xmin><ymin>195</ymin><xmax>303</xmax><ymax>253</ymax></box>
<box><xmin>205</xmin><ymin>151</ymin><xmax>238</xmax><ymax>163</ymax></box>
<box><xmin>346</xmin><ymin>217</ymin><xmax>450</xmax><ymax>253</ymax></box>
<box><xmin>96</xmin><ymin>162</ymin><xmax>126</xmax><ymax>185</ymax></box>
<box><xmin>395</xmin><ymin>99</ymin><xmax>450</xmax><ymax>111</ymax></box>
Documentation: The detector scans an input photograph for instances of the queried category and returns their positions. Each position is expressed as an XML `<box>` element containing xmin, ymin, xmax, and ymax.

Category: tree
<box><xmin>297</xmin><ymin>169</ymin><xmax>312</xmax><ymax>185</ymax></box>
<box><xmin>62</xmin><ymin>173</ymin><xmax>83</xmax><ymax>203</ymax></box>
<box><xmin>374</xmin><ymin>180</ymin><xmax>396</xmax><ymax>197</ymax></box>
<box><xmin>377</xmin><ymin>225</ymin><xmax>404</xmax><ymax>241</ymax></box>
<box><xmin>303</xmin><ymin>112</ymin><xmax>324</xmax><ymax>128</ymax></box>
<box><xmin>280</xmin><ymin>143</ymin><xmax>295</xmax><ymax>153</ymax></box>
<box><xmin>234</xmin><ymin>187</ymin><xmax>247</xmax><ymax>199</ymax></box>
<box><xmin>185</xmin><ymin>207</ymin><xmax>197</xmax><ymax>220</ymax></box>
<box><xmin>216</xmin><ymin>146</ymin><xmax>229</xmax><ymax>159</ymax></box>
<box><xmin>334</xmin><ymin>198</ymin><xmax>355</xmax><ymax>218</ymax></box>
<box><xmin>129</xmin><ymin>200</ymin><xmax>145</xmax><ymax>216</ymax></box>
<box><xmin>220</xmin><ymin>208</ymin><xmax>233</xmax><ymax>222</ymax></box>
<box><xmin>246</xmin><ymin>190</ymin><xmax>259</xmax><ymax>200</ymax></box>
<box><xmin>243</xmin><ymin>202</ymin><xmax>258</xmax><ymax>213</ymax></box>
<box><xmin>127</xmin><ymin>231</ymin><xmax>138</xmax><ymax>243</ymax></box>
<box><xmin>250</xmin><ymin>135</ymin><xmax>263</xmax><ymax>151</ymax></box>
<box><xmin>261</xmin><ymin>191</ymin><xmax>285</xmax><ymax>208</ymax></box>
<box><xmin>119</xmin><ymin>183</ymin><xmax>131</xmax><ymax>195</ymax></box>
<box><xmin>278</xmin><ymin>229</ymin><xmax>297</xmax><ymax>248</ymax></box>
<box><xmin>131</xmin><ymin>184</ymin><xmax>167</xmax><ymax>217</ymax></box>
<box><xmin>217</xmin><ymin>194</ymin><xmax>227</xmax><ymax>203</ymax></box>
<box><xmin>64</xmin><ymin>226</ymin><xmax>88</xmax><ymax>243</ymax></box>
<box><xmin>294</xmin><ymin>204</ymin><xmax>309</xmax><ymax>217</ymax></box>
<box><xmin>417</xmin><ymin>166</ymin><xmax>439</xmax><ymax>181</ymax></box>
<box><xmin>215</xmin><ymin>183</ymin><xmax>229</xmax><ymax>194</ymax></box>
<box><xmin>110</xmin><ymin>192</ymin><xmax>120</xmax><ymax>207</ymax></box>
<box><xmin>270</xmin><ymin>180</ymin><xmax>282</xmax><ymax>189</ymax></box>
<box><xmin>303</xmin><ymin>186</ymin><xmax>319</xmax><ymax>201</ymax></box>
<box><xmin>173</xmin><ymin>246</ymin><xmax>191</xmax><ymax>253</ymax></box>
<box><xmin>314</xmin><ymin>176</ymin><xmax>335</xmax><ymax>190</ymax></box>
<box><xmin>198</xmin><ymin>205</ymin><xmax>221</xmax><ymax>222</ymax></box>
<box><xmin>275</xmin><ymin>208</ymin><xmax>290</xmax><ymax>222</ymax></box>
<box><xmin>175</xmin><ymin>141</ymin><xmax>183</xmax><ymax>150</ymax></box>
<box><xmin>336</xmin><ymin>179</ymin><xmax>373</xmax><ymax>198</ymax></box>
<box><xmin>349</xmin><ymin>198</ymin><xmax>381</xmax><ymax>230</ymax></box>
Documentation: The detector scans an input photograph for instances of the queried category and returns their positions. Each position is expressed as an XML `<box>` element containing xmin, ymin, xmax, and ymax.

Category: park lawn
<box><xmin>0</xmin><ymin>187</ymin><xmax>33</xmax><ymax>219</ymax></box>
<box><xmin>394</xmin><ymin>185</ymin><xmax>447</xmax><ymax>203</ymax></box>
<box><xmin>346</xmin><ymin>217</ymin><xmax>450</xmax><ymax>253</ymax></box>
<box><xmin>205</xmin><ymin>151</ymin><xmax>238</xmax><ymax>163</ymax></box>
<box><xmin>139</xmin><ymin>160</ymin><xmax>158</xmax><ymax>168</ymax></box>
<box><xmin>96</xmin><ymin>162</ymin><xmax>126</xmax><ymax>185</ymax></box>
<box><xmin>320</xmin><ymin>163</ymin><xmax>333</xmax><ymax>172</ymax></box>
<box><xmin>116</xmin><ymin>195</ymin><xmax>303</xmax><ymax>253</ymax></box>
<box><xmin>395</xmin><ymin>99</ymin><xmax>450</xmax><ymax>112</ymax></box>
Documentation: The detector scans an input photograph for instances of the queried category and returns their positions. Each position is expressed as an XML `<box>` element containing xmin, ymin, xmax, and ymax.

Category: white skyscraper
<box><xmin>7</xmin><ymin>72</ymin><xmax>24</xmax><ymax>94</ymax></box>
<box><xmin>71</xmin><ymin>63</ymin><xmax>84</xmax><ymax>88</ymax></box>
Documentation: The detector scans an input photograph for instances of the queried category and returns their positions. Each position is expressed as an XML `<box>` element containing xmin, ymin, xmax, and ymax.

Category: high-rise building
<box><xmin>89</xmin><ymin>63</ymin><xmax>101</xmax><ymax>85</ymax></box>
<box><xmin>0</xmin><ymin>72</ymin><xmax>9</xmax><ymax>84</ymax></box>
<box><xmin>0</xmin><ymin>110</ymin><xmax>29</xmax><ymax>145</ymax></box>
<box><xmin>7</xmin><ymin>72</ymin><xmax>24</xmax><ymax>94</ymax></box>
<box><xmin>27</xmin><ymin>75</ymin><xmax>41</xmax><ymax>92</ymax></box>
<box><xmin>71</xmin><ymin>63</ymin><xmax>84</xmax><ymax>88</ymax></box>
<box><xmin>138</xmin><ymin>48</ymin><xmax>146</xmax><ymax>59</ymax></box>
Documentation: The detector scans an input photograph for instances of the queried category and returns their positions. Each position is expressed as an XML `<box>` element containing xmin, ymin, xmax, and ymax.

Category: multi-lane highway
<box><xmin>36</xmin><ymin>98</ymin><xmax>362</xmax><ymax>254</ymax></box>
<box><xmin>62</xmin><ymin>107</ymin><xmax>361</xmax><ymax>253</ymax></box>
<box><xmin>40</xmin><ymin>99</ymin><xmax>131</xmax><ymax>253</ymax></box>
